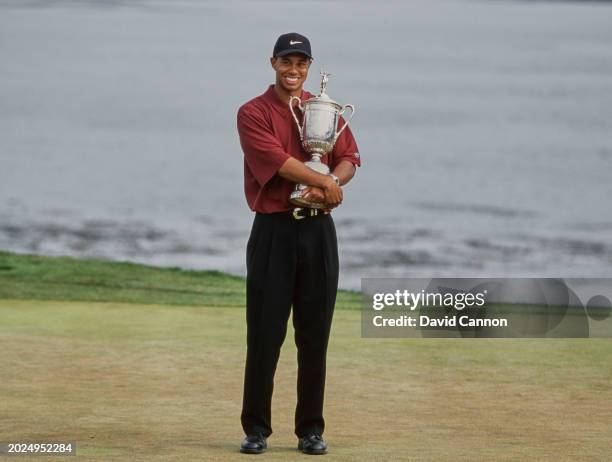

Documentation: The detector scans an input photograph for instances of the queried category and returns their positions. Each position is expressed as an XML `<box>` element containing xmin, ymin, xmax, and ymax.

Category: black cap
<box><xmin>272</xmin><ymin>32</ymin><xmax>312</xmax><ymax>59</ymax></box>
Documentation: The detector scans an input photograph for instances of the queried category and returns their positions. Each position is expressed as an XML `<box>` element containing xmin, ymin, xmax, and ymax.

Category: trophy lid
<box><xmin>319</xmin><ymin>71</ymin><xmax>331</xmax><ymax>95</ymax></box>
<box><xmin>308</xmin><ymin>70</ymin><xmax>340</xmax><ymax>107</ymax></box>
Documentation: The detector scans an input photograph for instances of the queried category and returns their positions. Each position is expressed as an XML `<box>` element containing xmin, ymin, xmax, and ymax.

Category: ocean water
<box><xmin>1</xmin><ymin>0</ymin><xmax>611</xmax><ymax>289</ymax></box>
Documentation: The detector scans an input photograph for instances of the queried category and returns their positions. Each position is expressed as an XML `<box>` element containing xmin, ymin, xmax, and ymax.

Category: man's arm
<box><xmin>331</xmin><ymin>160</ymin><xmax>357</xmax><ymax>186</ymax></box>
<box><xmin>277</xmin><ymin>157</ymin><xmax>343</xmax><ymax>206</ymax></box>
<box><xmin>298</xmin><ymin>160</ymin><xmax>355</xmax><ymax>206</ymax></box>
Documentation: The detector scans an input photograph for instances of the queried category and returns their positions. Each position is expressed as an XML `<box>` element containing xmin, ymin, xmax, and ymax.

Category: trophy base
<box><xmin>289</xmin><ymin>159</ymin><xmax>330</xmax><ymax>209</ymax></box>
<box><xmin>289</xmin><ymin>190</ymin><xmax>327</xmax><ymax>209</ymax></box>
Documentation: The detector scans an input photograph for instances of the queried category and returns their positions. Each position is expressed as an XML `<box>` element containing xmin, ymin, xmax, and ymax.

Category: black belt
<box><xmin>290</xmin><ymin>207</ymin><xmax>329</xmax><ymax>220</ymax></box>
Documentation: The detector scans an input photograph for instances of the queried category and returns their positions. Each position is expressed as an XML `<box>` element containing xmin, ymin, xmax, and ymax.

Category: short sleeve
<box><xmin>237</xmin><ymin>105</ymin><xmax>291</xmax><ymax>187</ymax></box>
<box><xmin>331</xmin><ymin>116</ymin><xmax>361</xmax><ymax>170</ymax></box>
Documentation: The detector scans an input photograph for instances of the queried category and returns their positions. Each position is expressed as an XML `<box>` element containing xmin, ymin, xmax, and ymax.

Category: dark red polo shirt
<box><xmin>237</xmin><ymin>84</ymin><xmax>360</xmax><ymax>214</ymax></box>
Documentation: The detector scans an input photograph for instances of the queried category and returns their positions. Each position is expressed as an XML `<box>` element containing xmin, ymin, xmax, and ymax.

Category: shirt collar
<box><xmin>263</xmin><ymin>84</ymin><xmax>312</xmax><ymax>114</ymax></box>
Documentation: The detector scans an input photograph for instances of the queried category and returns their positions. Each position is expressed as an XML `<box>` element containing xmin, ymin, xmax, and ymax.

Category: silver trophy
<box><xmin>288</xmin><ymin>71</ymin><xmax>355</xmax><ymax>208</ymax></box>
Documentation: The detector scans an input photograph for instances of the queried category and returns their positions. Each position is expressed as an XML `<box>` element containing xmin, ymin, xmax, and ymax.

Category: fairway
<box><xmin>1</xmin><ymin>299</ymin><xmax>611</xmax><ymax>461</ymax></box>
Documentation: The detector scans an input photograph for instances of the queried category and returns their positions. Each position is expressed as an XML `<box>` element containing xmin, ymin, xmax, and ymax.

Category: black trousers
<box><xmin>240</xmin><ymin>211</ymin><xmax>339</xmax><ymax>438</ymax></box>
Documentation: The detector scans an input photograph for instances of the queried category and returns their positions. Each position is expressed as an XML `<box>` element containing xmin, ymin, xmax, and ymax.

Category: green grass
<box><xmin>0</xmin><ymin>300</ymin><xmax>611</xmax><ymax>461</ymax></box>
<box><xmin>0</xmin><ymin>251</ymin><xmax>360</xmax><ymax>309</ymax></box>
<box><xmin>1</xmin><ymin>250</ymin><xmax>611</xmax><ymax>460</ymax></box>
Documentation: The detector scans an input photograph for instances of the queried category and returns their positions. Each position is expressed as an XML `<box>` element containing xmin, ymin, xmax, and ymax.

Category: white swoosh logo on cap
<box><xmin>289</xmin><ymin>40</ymin><xmax>302</xmax><ymax>45</ymax></box>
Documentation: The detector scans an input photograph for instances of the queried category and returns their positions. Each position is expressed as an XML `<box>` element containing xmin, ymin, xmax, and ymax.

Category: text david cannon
<box><xmin>372</xmin><ymin>315</ymin><xmax>508</xmax><ymax>328</ymax></box>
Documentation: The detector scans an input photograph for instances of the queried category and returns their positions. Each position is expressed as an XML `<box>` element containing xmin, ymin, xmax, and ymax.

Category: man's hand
<box><xmin>322</xmin><ymin>176</ymin><xmax>342</xmax><ymax>206</ymax></box>
<box><xmin>302</xmin><ymin>186</ymin><xmax>341</xmax><ymax>210</ymax></box>
<box><xmin>277</xmin><ymin>158</ymin><xmax>344</xmax><ymax>207</ymax></box>
<box><xmin>302</xmin><ymin>186</ymin><xmax>326</xmax><ymax>203</ymax></box>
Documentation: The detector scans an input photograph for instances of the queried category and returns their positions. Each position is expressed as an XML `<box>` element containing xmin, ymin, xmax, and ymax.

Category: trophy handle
<box><xmin>335</xmin><ymin>104</ymin><xmax>355</xmax><ymax>142</ymax></box>
<box><xmin>289</xmin><ymin>96</ymin><xmax>304</xmax><ymax>140</ymax></box>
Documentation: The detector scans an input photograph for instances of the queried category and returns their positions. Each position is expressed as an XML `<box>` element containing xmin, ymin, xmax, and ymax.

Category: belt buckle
<box><xmin>292</xmin><ymin>208</ymin><xmax>319</xmax><ymax>220</ymax></box>
<box><xmin>292</xmin><ymin>208</ymin><xmax>306</xmax><ymax>220</ymax></box>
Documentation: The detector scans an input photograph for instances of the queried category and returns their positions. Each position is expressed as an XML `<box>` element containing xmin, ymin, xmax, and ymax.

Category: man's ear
<box><xmin>270</xmin><ymin>57</ymin><xmax>277</xmax><ymax>70</ymax></box>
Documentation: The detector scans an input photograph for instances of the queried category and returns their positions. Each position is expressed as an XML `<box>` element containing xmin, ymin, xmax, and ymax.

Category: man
<box><xmin>237</xmin><ymin>32</ymin><xmax>360</xmax><ymax>455</ymax></box>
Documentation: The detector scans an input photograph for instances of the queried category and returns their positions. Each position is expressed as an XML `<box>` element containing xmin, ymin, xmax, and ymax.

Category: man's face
<box><xmin>270</xmin><ymin>53</ymin><xmax>312</xmax><ymax>93</ymax></box>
